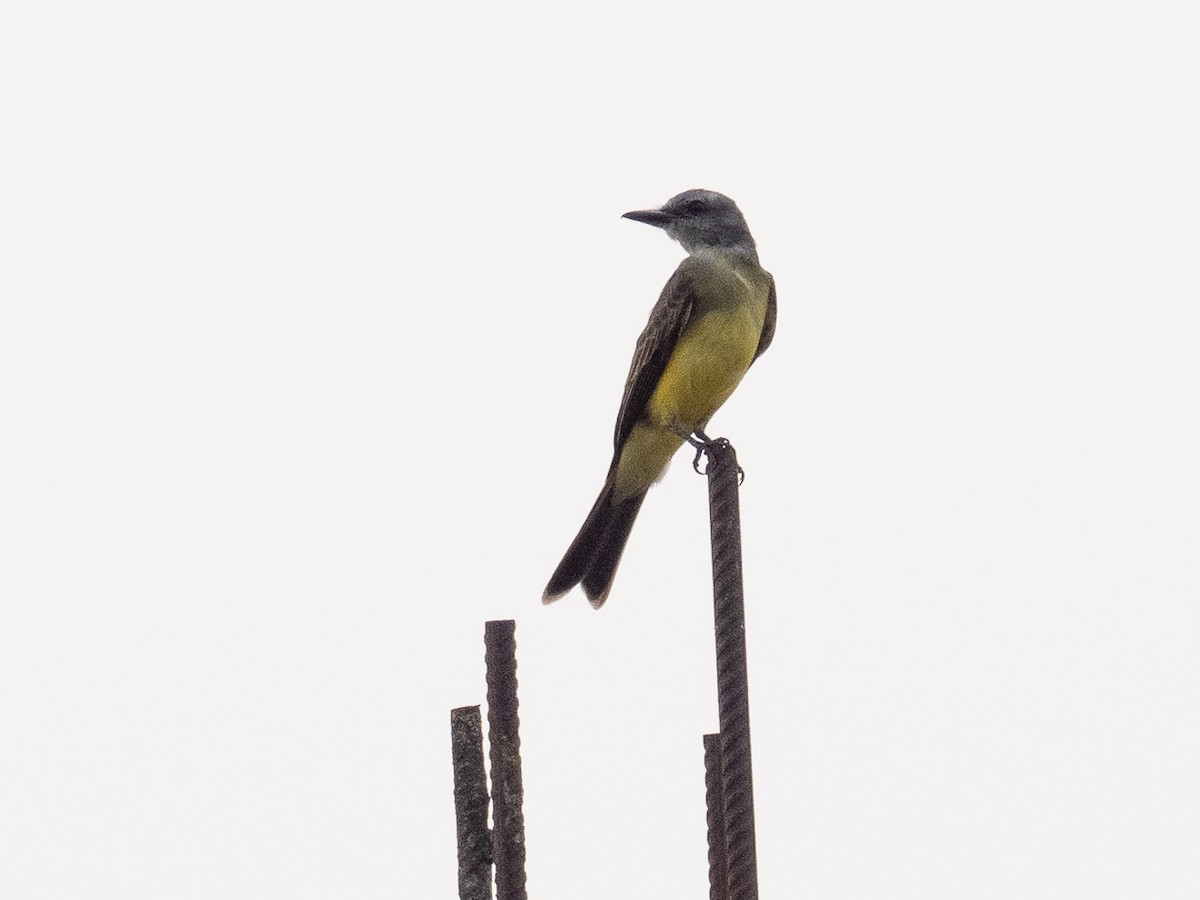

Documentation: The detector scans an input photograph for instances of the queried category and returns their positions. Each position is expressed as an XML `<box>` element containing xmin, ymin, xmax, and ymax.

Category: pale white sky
<box><xmin>3</xmin><ymin>2</ymin><xmax>1198</xmax><ymax>897</ymax></box>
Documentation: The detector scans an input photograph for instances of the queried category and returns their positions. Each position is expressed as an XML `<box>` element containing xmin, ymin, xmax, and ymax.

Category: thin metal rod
<box><xmin>451</xmin><ymin>705</ymin><xmax>493</xmax><ymax>900</ymax></box>
<box><xmin>703</xmin><ymin>732</ymin><xmax>729</xmax><ymax>900</ymax></box>
<box><xmin>485</xmin><ymin>620</ymin><xmax>528</xmax><ymax>900</ymax></box>
<box><xmin>705</xmin><ymin>439</ymin><xmax>760</xmax><ymax>900</ymax></box>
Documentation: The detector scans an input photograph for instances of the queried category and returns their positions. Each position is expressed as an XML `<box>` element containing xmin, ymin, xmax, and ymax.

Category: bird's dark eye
<box><xmin>685</xmin><ymin>199</ymin><xmax>707</xmax><ymax>215</ymax></box>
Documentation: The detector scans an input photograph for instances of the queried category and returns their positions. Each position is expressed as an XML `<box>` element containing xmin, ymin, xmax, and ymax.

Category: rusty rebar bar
<box><xmin>705</xmin><ymin>438</ymin><xmax>759</xmax><ymax>900</ymax></box>
<box><xmin>703</xmin><ymin>732</ymin><xmax>729</xmax><ymax>900</ymax></box>
<box><xmin>484</xmin><ymin>619</ymin><xmax>528</xmax><ymax>900</ymax></box>
<box><xmin>451</xmin><ymin>705</ymin><xmax>493</xmax><ymax>900</ymax></box>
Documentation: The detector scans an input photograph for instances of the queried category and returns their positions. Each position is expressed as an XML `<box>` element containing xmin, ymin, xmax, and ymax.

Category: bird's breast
<box><xmin>646</xmin><ymin>283</ymin><xmax>767</xmax><ymax>431</ymax></box>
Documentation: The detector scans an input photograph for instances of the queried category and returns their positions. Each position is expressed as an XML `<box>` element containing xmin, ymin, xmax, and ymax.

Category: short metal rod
<box><xmin>705</xmin><ymin>439</ymin><xmax>760</xmax><ymax>900</ymax></box>
<box><xmin>451</xmin><ymin>705</ymin><xmax>493</xmax><ymax>900</ymax></box>
<box><xmin>485</xmin><ymin>620</ymin><xmax>528</xmax><ymax>900</ymax></box>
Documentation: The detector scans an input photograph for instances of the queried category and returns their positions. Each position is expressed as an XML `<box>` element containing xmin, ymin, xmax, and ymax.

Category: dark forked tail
<box><xmin>543</xmin><ymin>478</ymin><xmax>647</xmax><ymax>608</ymax></box>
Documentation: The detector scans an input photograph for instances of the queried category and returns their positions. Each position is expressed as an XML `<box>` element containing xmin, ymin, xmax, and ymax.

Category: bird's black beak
<box><xmin>622</xmin><ymin>208</ymin><xmax>675</xmax><ymax>228</ymax></box>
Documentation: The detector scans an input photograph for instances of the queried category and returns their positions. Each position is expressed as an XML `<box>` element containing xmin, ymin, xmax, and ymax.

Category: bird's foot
<box><xmin>686</xmin><ymin>432</ymin><xmax>744</xmax><ymax>483</ymax></box>
<box><xmin>686</xmin><ymin>429</ymin><xmax>711</xmax><ymax>472</ymax></box>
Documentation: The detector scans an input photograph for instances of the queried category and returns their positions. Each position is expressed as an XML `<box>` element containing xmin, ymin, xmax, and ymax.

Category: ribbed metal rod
<box><xmin>451</xmin><ymin>705</ymin><xmax>493</xmax><ymax>900</ymax></box>
<box><xmin>484</xmin><ymin>620</ymin><xmax>528</xmax><ymax>900</ymax></box>
<box><xmin>705</xmin><ymin>439</ymin><xmax>759</xmax><ymax>900</ymax></box>
<box><xmin>703</xmin><ymin>732</ymin><xmax>729</xmax><ymax>900</ymax></box>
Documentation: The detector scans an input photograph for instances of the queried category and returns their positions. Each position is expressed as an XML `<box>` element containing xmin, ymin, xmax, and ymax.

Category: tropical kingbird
<box><xmin>543</xmin><ymin>189</ymin><xmax>776</xmax><ymax>608</ymax></box>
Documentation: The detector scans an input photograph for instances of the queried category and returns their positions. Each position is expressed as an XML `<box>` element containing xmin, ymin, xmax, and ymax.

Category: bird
<box><xmin>543</xmin><ymin>189</ymin><xmax>776</xmax><ymax>608</ymax></box>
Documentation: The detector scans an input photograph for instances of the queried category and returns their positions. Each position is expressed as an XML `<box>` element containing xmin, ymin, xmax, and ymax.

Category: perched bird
<box><xmin>543</xmin><ymin>189</ymin><xmax>776</xmax><ymax>608</ymax></box>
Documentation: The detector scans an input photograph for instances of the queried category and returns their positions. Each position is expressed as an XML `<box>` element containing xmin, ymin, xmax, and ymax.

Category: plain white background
<box><xmin>3</xmin><ymin>2</ymin><xmax>1197</xmax><ymax>897</ymax></box>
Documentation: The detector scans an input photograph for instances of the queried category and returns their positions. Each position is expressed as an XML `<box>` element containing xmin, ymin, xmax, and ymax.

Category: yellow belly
<box><xmin>612</xmin><ymin>303</ymin><xmax>764</xmax><ymax>501</ymax></box>
<box><xmin>646</xmin><ymin>306</ymin><xmax>762</xmax><ymax>432</ymax></box>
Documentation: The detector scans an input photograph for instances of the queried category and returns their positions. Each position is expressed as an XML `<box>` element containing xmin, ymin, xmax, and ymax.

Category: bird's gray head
<box><xmin>622</xmin><ymin>189</ymin><xmax>756</xmax><ymax>257</ymax></box>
